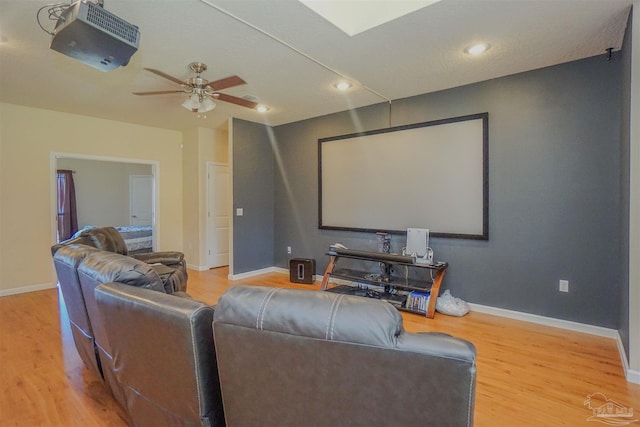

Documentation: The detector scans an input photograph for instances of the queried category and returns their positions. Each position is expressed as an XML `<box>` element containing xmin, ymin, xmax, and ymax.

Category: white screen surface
<box><xmin>319</xmin><ymin>114</ymin><xmax>488</xmax><ymax>239</ymax></box>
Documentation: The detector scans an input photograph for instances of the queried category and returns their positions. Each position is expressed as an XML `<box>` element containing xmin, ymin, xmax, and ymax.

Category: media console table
<box><xmin>320</xmin><ymin>248</ymin><xmax>448</xmax><ymax>318</ymax></box>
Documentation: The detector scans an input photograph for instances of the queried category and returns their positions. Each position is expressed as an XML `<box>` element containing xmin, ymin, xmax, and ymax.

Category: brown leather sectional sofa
<box><xmin>53</xmin><ymin>244</ymin><xmax>477</xmax><ymax>427</ymax></box>
<box><xmin>53</xmin><ymin>226</ymin><xmax>188</xmax><ymax>293</ymax></box>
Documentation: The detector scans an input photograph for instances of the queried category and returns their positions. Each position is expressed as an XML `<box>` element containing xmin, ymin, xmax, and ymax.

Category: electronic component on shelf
<box><xmin>406</xmin><ymin>228</ymin><xmax>433</xmax><ymax>264</ymax></box>
<box><xmin>330</xmin><ymin>247</ymin><xmax>415</xmax><ymax>264</ymax></box>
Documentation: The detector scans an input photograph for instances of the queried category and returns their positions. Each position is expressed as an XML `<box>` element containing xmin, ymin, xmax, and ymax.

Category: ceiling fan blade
<box><xmin>204</xmin><ymin>75</ymin><xmax>246</xmax><ymax>91</ymax></box>
<box><xmin>143</xmin><ymin>68</ymin><xmax>185</xmax><ymax>85</ymax></box>
<box><xmin>133</xmin><ymin>90</ymin><xmax>185</xmax><ymax>96</ymax></box>
<box><xmin>214</xmin><ymin>92</ymin><xmax>258</xmax><ymax>109</ymax></box>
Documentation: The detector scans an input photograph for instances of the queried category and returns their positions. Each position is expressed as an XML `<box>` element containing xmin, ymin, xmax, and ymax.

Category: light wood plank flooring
<box><xmin>1</xmin><ymin>267</ymin><xmax>638</xmax><ymax>426</ymax></box>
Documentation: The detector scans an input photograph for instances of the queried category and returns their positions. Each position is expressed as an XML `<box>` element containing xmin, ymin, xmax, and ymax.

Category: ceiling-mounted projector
<box><xmin>49</xmin><ymin>1</ymin><xmax>140</xmax><ymax>72</ymax></box>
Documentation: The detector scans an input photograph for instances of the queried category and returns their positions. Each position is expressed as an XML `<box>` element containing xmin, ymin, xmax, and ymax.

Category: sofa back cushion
<box><xmin>77</xmin><ymin>251</ymin><xmax>166</xmax><ymax>408</ymax></box>
<box><xmin>53</xmin><ymin>244</ymin><xmax>101</xmax><ymax>332</ymax></box>
<box><xmin>214</xmin><ymin>285</ymin><xmax>404</xmax><ymax>348</ymax></box>
<box><xmin>78</xmin><ymin>251</ymin><xmax>165</xmax><ymax>293</ymax></box>
<box><xmin>52</xmin><ymin>243</ymin><xmax>102</xmax><ymax>377</ymax></box>
<box><xmin>95</xmin><ymin>282</ymin><xmax>225</xmax><ymax>427</ymax></box>
<box><xmin>213</xmin><ymin>285</ymin><xmax>476</xmax><ymax>427</ymax></box>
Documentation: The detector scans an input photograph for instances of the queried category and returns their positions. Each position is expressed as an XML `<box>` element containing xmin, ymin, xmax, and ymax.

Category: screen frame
<box><xmin>317</xmin><ymin>112</ymin><xmax>489</xmax><ymax>240</ymax></box>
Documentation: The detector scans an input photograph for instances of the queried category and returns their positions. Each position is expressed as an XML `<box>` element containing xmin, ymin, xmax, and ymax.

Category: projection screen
<box><xmin>318</xmin><ymin>113</ymin><xmax>488</xmax><ymax>239</ymax></box>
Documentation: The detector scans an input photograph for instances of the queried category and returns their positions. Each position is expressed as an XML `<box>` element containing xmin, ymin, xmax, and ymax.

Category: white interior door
<box><xmin>207</xmin><ymin>164</ymin><xmax>230</xmax><ymax>268</ymax></box>
<box><xmin>129</xmin><ymin>175</ymin><xmax>153</xmax><ymax>226</ymax></box>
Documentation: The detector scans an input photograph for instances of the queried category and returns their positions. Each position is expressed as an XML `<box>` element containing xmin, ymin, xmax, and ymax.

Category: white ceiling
<box><xmin>0</xmin><ymin>0</ymin><xmax>632</xmax><ymax>131</ymax></box>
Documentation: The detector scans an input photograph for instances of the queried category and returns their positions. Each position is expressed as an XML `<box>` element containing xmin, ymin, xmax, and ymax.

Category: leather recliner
<box><xmin>53</xmin><ymin>245</ymin><xmax>178</xmax><ymax>406</ymax></box>
<box><xmin>52</xmin><ymin>243</ymin><xmax>104</xmax><ymax>378</ymax></box>
<box><xmin>53</xmin><ymin>226</ymin><xmax>187</xmax><ymax>293</ymax></box>
<box><xmin>76</xmin><ymin>249</ymin><xmax>175</xmax><ymax>409</ymax></box>
<box><xmin>213</xmin><ymin>285</ymin><xmax>477</xmax><ymax>427</ymax></box>
<box><xmin>94</xmin><ymin>282</ymin><xmax>225</xmax><ymax>427</ymax></box>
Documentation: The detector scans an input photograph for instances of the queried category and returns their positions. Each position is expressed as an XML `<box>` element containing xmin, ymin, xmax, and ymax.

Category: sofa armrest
<box><xmin>396</xmin><ymin>331</ymin><xmax>476</xmax><ymax>364</ymax></box>
<box><xmin>133</xmin><ymin>251</ymin><xmax>185</xmax><ymax>266</ymax></box>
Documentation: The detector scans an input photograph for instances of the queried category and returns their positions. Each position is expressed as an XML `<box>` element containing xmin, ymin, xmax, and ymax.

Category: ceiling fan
<box><xmin>133</xmin><ymin>62</ymin><xmax>258</xmax><ymax>113</ymax></box>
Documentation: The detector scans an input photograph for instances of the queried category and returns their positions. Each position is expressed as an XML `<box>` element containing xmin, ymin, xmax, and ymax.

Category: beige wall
<box><xmin>0</xmin><ymin>102</ymin><xmax>183</xmax><ymax>294</ymax></box>
<box><xmin>182</xmin><ymin>127</ymin><xmax>228</xmax><ymax>270</ymax></box>
<box><xmin>56</xmin><ymin>158</ymin><xmax>152</xmax><ymax>228</ymax></box>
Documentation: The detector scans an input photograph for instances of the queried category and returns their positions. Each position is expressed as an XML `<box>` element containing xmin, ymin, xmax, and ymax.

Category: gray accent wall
<box><xmin>269</xmin><ymin>54</ymin><xmax>623</xmax><ymax>328</ymax></box>
<box><xmin>619</xmin><ymin>8</ymin><xmax>633</xmax><ymax>360</ymax></box>
<box><xmin>231</xmin><ymin>50</ymin><xmax>626</xmax><ymax>328</ymax></box>
<box><xmin>232</xmin><ymin>118</ymin><xmax>275</xmax><ymax>274</ymax></box>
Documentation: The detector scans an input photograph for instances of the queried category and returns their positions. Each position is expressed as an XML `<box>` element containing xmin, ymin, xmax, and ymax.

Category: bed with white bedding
<box><xmin>73</xmin><ymin>225</ymin><xmax>153</xmax><ymax>254</ymax></box>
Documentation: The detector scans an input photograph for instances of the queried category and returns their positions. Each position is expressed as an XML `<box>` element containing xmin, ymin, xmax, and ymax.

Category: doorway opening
<box><xmin>51</xmin><ymin>153</ymin><xmax>159</xmax><ymax>250</ymax></box>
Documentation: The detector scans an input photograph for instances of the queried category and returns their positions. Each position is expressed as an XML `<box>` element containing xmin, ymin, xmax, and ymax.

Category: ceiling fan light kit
<box><xmin>134</xmin><ymin>62</ymin><xmax>258</xmax><ymax>113</ymax></box>
<box><xmin>182</xmin><ymin>93</ymin><xmax>216</xmax><ymax>113</ymax></box>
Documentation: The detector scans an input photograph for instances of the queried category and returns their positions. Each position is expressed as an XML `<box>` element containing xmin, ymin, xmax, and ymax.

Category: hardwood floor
<box><xmin>1</xmin><ymin>267</ymin><xmax>638</xmax><ymax>426</ymax></box>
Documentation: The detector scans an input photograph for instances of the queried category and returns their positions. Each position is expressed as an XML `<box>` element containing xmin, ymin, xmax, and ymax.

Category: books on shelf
<box><xmin>405</xmin><ymin>291</ymin><xmax>430</xmax><ymax>313</ymax></box>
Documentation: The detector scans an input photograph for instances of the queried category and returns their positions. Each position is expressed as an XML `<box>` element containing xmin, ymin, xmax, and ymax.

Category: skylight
<box><xmin>299</xmin><ymin>0</ymin><xmax>441</xmax><ymax>36</ymax></box>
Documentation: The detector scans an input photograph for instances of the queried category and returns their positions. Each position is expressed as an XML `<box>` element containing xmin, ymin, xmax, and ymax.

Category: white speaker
<box><xmin>406</xmin><ymin>228</ymin><xmax>429</xmax><ymax>258</ymax></box>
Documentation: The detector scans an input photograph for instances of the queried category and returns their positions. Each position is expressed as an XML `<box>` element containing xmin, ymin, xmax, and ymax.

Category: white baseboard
<box><xmin>228</xmin><ymin>266</ymin><xmax>281</xmax><ymax>280</ymax></box>
<box><xmin>272</xmin><ymin>267</ymin><xmax>322</xmax><ymax>283</ymax></box>
<box><xmin>627</xmin><ymin>368</ymin><xmax>640</xmax><ymax>384</ymax></box>
<box><xmin>468</xmin><ymin>303</ymin><xmax>639</xmax><ymax>383</ymax></box>
<box><xmin>0</xmin><ymin>282</ymin><xmax>57</xmax><ymax>297</ymax></box>
<box><xmin>186</xmin><ymin>264</ymin><xmax>210</xmax><ymax>272</ymax></box>
<box><xmin>272</xmin><ymin>267</ymin><xmax>289</xmax><ymax>276</ymax></box>
<box><xmin>229</xmin><ymin>266</ymin><xmax>321</xmax><ymax>282</ymax></box>
<box><xmin>467</xmin><ymin>303</ymin><xmax>619</xmax><ymax>338</ymax></box>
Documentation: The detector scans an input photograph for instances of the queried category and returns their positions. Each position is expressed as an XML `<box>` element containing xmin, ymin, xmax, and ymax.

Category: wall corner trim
<box><xmin>616</xmin><ymin>331</ymin><xmax>640</xmax><ymax>384</ymax></box>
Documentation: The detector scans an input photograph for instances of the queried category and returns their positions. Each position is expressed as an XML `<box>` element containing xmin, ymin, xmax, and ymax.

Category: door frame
<box><xmin>205</xmin><ymin>161</ymin><xmax>231</xmax><ymax>269</ymax></box>
<box><xmin>50</xmin><ymin>152</ymin><xmax>160</xmax><ymax>249</ymax></box>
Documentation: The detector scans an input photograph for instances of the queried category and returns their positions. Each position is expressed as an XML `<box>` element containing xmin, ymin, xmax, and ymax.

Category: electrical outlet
<box><xmin>559</xmin><ymin>280</ymin><xmax>569</xmax><ymax>293</ymax></box>
<box><xmin>287</xmin><ymin>246</ymin><xmax>292</xmax><ymax>254</ymax></box>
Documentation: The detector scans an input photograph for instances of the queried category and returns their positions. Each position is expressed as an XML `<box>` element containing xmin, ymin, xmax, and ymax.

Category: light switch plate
<box><xmin>236</xmin><ymin>208</ymin><xmax>244</xmax><ymax>216</ymax></box>
<box><xmin>559</xmin><ymin>280</ymin><xmax>569</xmax><ymax>292</ymax></box>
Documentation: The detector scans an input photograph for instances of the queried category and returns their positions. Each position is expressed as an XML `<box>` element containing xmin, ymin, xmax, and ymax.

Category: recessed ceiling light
<box><xmin>334</xmin><ymin>81</ymin><xmax>352</xmax><ymax>91</ymax></box>
<box><xmin>256</xmin><ymin>105</ymin><xmax>269</xmax><ymax>113</ymax></box>
<box><xmin>465</xmin><ymin>43</ymin><xmax>490</xmax><ymax>55</ymax></box>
